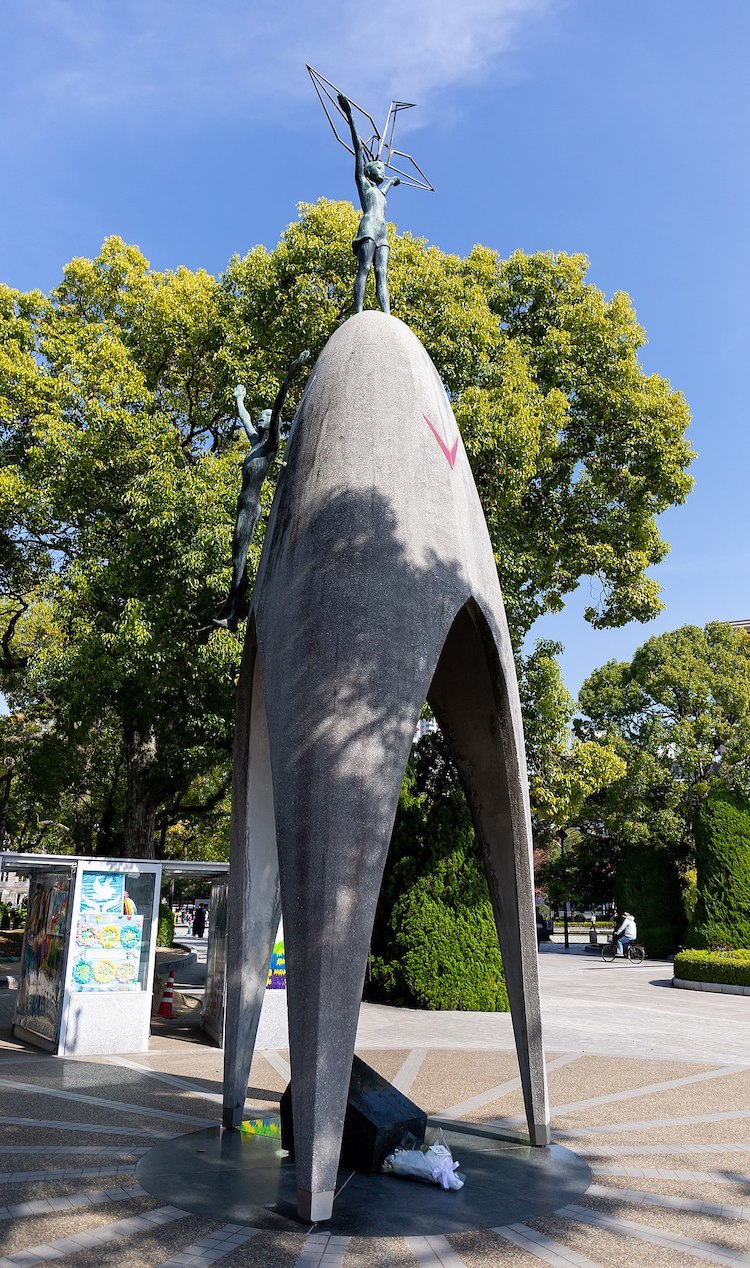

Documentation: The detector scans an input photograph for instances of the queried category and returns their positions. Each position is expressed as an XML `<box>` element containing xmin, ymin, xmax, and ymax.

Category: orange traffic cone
<box><xmin>157</xmin><ymin>968</ymin><xmax>175</xmax><ymax>1019</ymax></box>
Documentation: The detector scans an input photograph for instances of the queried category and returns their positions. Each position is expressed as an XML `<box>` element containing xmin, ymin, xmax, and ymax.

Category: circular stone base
<box><xmin>137</xmin><ymin>1122</ymin><xmax>591</xmax><ymax>1237</ymax></box>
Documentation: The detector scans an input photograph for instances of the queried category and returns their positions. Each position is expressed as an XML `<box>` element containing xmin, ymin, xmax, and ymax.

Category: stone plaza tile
<box><xmin>545</xmin><ymin>1055</ymin><xmax>716</xmax><ymax>1106</ymax></box>
<box><xmin>407</xmin><ymin>1048</ymin><xmax>523</xmax><ymax>1115</ymax></box>
<box><xmin>549</xmin><ymin>1066</ymin><xmax>750</xmax><ymax>1129</ymax></box>
<box><xmin>0</xmin><ymin>1194</ymin><xmax>159</xmax><ymax>1259</ymax></box>
<box><xmin>1</xmin><ymin>949</ymin><xmax>749</xmax><ymax>1266</ymax></box>
<box><xmin>342</xmin><ymin>1236</ymin><xmax>423</xmax><ymax>1266</ymax></box>
<box><xmin>447</xmin><ymin>1230</ymin><xmax>542</xmax><ymax>1265</ymax></box>
<box><xmin>101</xmin><ymin>1049</ymin><xmax>225</xmax><ymax>1076</ymax></box>
<box><xmin>0</xmin><ymin>1166</ymin><xmax>136</xmax><ymax>1186</ymax></box>
<box><xmin>246</xmin><ymin>1054</ymin><xmax>289</xmax><ymax>1096</ymax></box>
<box><xmin>0</xmin><ymin>1215</ymin><xmax>200</xmax><ymax>1266</ymax></box>
<box><xmin>353</xmin><ymin>1050</ymin><xmax>416</xmax><ymax>1086</ymax></box>
<box><xmin>526</xmin><ymin>1209</ymin><xmax>704</xmax><ymax>1268</ymax></box>
<box><xmin>591</xmin><ymin>1172</ymin><xmax>750</xmax><ymax>1206</ymax></box>
<box><xmin>215</xmin><ymin>1231</ymin><xmax>311</xmax><ymax>1266</ymax></box>
<box><xmin>0</xmin><ymin>1125</ymin><xmax>167</xmax><ymax>1149</ymax></box>
<box><xmin>558</xmin><ymin>1113</ymin><xmax>750</xmax><ymax>1148</ymax></box>
<box><xmin>0</xmin><ymin>1092</ymin><xmax>148</xmax><ymax>1129</ymax></box>
<box><xmin>44</xmin><ymin>1216</ymin><xmax>230</xmax><ymax>1268</ymax></box>
<box><xmin>0</xmin><ymin>1068</ymin><xmax>218</xmax><ymax>1126</ymax></box>
<box><xmin>577</xmin><ymin>1190</ymin><xmax>750</xmax><ymax>1255</ymax></box>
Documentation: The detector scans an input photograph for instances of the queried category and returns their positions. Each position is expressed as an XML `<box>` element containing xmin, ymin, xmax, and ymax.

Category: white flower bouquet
<box><xmin>382</xmin><ymin>1129</ymin><xmax>465</xmax><ymax>1191</ymax></box>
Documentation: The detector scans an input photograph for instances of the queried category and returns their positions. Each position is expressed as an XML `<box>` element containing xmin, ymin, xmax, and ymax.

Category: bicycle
<box><xmin>601</xmin><ymin>936</ymin><xmax>646</xmax><ymax>964</ymax></box>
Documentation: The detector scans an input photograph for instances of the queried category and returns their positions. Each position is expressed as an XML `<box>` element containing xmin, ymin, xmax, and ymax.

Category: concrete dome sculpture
<box><xmin>222</xmin><ymin>311</ymin><xmax>550</xmax><ymax>1221</ymax></box>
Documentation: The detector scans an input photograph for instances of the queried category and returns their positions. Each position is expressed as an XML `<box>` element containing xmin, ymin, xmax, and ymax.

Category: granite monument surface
<box><xmin>222</xmin><ymin>311</ymin><xmax>550</xmax><ymax>1221</ymax></box>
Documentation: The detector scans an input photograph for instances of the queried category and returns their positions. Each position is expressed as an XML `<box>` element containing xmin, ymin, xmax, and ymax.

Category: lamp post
<box><xmin>559</xmin><ymin>827</ymin><xmax>569</xmax><ymax>950</ymax></box>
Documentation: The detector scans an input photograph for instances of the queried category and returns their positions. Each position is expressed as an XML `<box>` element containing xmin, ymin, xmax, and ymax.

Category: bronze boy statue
<box><xmin>214</xmin><ymin>350</ymin><xmax>309</xmax><ymax>630</ymax></box>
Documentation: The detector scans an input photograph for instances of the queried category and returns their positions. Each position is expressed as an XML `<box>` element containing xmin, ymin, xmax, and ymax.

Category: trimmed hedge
<box><xmin>686</xmin><ymin>790</ymin><xmax>750</xmax><ymax>950</ymax></box>
<box><xmin>156</xmin><ymin>900</ymin><xmax>175</xmax><ymax>948</ymax></box>
<box><xmin>368</xmin><ymin>734</ymin><xmax>508</xmax><ymax>1012</ymax></box>
<box><xmin>373</xmin><ymin>854</ymin><xmax>509</xmax><ymax>1012</ymax></box>
<box><xmin>614</xmin><ymin>842</ymin><xmax>686</xmax><ymax>958</ymax></box>
<box><xmin>674</xmin><ymin>948</ymin><xmax>750</xmax><ymax>988</ymax></box>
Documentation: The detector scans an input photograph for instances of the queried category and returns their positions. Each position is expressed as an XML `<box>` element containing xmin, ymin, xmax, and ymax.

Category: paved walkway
<box><xmin>355</xmin><ymin>944</ymin><xmax>750</xmax><ymax>1064</ymax></box>
<box><xmin>0</xmin><ymin>943</ymin><xmax>748</xmax><ymax>1265</ymax></box>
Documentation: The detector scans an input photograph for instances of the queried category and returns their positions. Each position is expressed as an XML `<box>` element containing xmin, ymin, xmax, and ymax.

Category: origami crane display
<box><xmin>306</xmin><ymin>64</ymin><xmax>434</xmax><ymax>191</ymax></box>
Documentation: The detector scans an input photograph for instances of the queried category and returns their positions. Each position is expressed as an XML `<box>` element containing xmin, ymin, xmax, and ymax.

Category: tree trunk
<box><xmin>0</xmin><ymin>766</ymin><xmax>13</xmax><ymax>852</ymax></box>
<box><xmin>123</xmin><ymin>725</ymin><xmax>157</xmax><ymax>859</ymax></box>
<box><xmin>97</xmin><ymin>756</ymin><xmax>123</xmax><ymax>855</ymax></box>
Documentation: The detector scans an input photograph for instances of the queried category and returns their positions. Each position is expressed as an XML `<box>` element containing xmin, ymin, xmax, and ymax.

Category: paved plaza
<box><xmin>0</xmin><ymin>942</ymin><xmax>749</xmax><ymax>1265</ymax></box>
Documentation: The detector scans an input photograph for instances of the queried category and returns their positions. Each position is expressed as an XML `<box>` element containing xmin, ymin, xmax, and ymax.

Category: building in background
<box><xmin>0</xmin><ymin>869</ymin><xmax>28</xmax><ymax>907</ymax></box>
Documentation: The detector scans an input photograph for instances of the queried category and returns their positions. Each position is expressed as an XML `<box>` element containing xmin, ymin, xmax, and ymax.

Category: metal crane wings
<box><xmin>306</xmin><ymin>65</ymin><xmax>435</xmax><ymax>192</ymax></box>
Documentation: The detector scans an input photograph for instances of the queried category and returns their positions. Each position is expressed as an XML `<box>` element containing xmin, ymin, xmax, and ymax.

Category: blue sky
<box><xmin>1</xmin><ymin>0</ymin><xmax>748</xmax><ymax>699</ymax></box>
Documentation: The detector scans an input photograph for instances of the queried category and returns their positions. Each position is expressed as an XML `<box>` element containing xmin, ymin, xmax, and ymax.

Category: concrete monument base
<box><xmin>297</xmin><ymin>1187</ymin><xmax>336</xmax><ymax>1223</ymax></box>
<box><xmin>137</xmin><ymin>1123</ymin><xmax>590</xmax><ymax>1236</ymax></box>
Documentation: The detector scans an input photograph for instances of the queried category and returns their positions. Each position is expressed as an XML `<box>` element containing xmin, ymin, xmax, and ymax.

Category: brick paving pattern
<box><xmin>0</xmin><ymin>943</ymin><xmax>748</xmax><ymax>1265</ymax></box>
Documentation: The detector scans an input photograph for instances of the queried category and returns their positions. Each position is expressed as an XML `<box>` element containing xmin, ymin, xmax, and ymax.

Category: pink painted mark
<box><xmin>423</xmin><ymin>413</ymin><xmax>458</xmax><ymax>469</ymax></box>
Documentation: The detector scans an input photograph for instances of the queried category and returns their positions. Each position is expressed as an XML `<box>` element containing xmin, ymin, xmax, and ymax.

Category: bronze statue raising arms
<box><xmin>213</xmin><ymin>350</ymin><xmax>309</xmax><ymax>631</ymax></box>
<box><xmin>338</xmin><ymin>93</ymin><xmax>400</xmax><ymax>316</ymax></box>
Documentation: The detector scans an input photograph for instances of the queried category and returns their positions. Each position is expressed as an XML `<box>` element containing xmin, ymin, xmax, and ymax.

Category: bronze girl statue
<box><xmin>338</xmin><ymin>93</ymin><xmax>400</xmax><ymax>316</ymax></box>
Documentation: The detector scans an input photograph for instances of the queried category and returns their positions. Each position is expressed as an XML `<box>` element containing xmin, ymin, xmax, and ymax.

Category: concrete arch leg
<box><xmin>428</xmin><ymin>599</ymin><xmax>550</xmax><ymax>1144</ymax></box>
<box><xmin>222</xmin><ymin>634</ymin><xmax>281</xmax><ymax>1129</ymax></box>
<box><xmin>272</xmin><ymin>691</ymin><xmax>420</xmax><ymax>1222</ymax></box>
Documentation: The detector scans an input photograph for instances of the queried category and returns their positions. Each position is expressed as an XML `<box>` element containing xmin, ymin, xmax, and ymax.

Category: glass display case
<box><xmin>69</xmin><ymin>869</ymin><xmax>156</xmax><ymax>996</ymax></box>
<box><xmin>7</xmin><ymin>854</ymin><xmax>229</xmax><ymax>1057</ymax></box>
<box><xmin>12</xmin><ymin>858</ymin><xmax>161</xmax><ymax>1055</ymax></box>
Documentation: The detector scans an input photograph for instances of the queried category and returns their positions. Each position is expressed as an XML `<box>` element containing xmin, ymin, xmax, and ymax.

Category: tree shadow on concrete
<box><xmin>239</xmin><ymin>479</ymin><xmax>545</xmax><ymax>1199</ymax></box>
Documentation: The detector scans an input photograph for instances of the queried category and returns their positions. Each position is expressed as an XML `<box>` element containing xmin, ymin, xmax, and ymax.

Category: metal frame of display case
<box><xmin>10</xmin><ymin>858</ymin><xmax>77</xmax><ymax>1052</ymax></box>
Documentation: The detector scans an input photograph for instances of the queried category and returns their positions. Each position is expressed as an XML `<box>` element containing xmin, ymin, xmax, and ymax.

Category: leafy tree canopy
<box><xmin>576</xmin><ymin>622</ymin><xmax>750</xmax><ymax>867</ymax></box>
<box><xmin>537</xmin><ymin>625</ymin><xmax>750</xmax><ymax>922</ymax></box>
<box><xmin>0</xmin><ymin>203</ymin><xmax>694</xmax><ymax>856</ymax></box>
<box><xmin>519</xmin><ymin>639</ymin><xmax>624</xmax><ymax>844</ymax></box>
<box><xmin>224</xmin><ymin>201</ymin><xmax>694</xmax><ymax>637</ymax></box>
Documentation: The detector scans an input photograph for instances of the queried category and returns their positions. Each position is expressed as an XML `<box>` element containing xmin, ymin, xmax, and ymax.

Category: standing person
<box><xmin>615</xmin><ymin>910</ymin><xmax>637</xmax><ymax>957</ymax></box>
<box><xmin>192</xmin><ymin>906</ymin><xmax>206</xmax><ymax>939</ymax></box>
<box><xmin>338</xmin><ymin>93</ymin><xmax>400</xmax><ymax>315</ymax></box>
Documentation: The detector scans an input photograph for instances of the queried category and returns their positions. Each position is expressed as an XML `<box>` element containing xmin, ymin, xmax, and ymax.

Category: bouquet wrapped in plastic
<box><xmin>382</xmin><ymin>1129</ymin><xmax>464</xmax><ymax>1191</ymax></box>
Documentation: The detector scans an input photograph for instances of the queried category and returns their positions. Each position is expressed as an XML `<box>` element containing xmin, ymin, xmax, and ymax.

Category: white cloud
<box><xmin>310</xmin><ymin>0</ymin><xmax>554</xmax><ymax>104</ymax></box>
<box><xmin>3</xmin><ymin>0</ymin><xmax>555</xmax><ymax>131</ymax></box>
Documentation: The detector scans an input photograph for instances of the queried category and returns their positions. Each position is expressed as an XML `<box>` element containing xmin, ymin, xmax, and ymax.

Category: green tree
<box><xmin>0</xmin><ymin>240</ymin><xmax>254</xmax><ymax>856</ymax></box>
<box><xmin>537</xmin><ymin>831</ymin><xmax>618</xmax><ymax>913</ymax></box>
<box><xmin>519</xmin><ymin>639</ymin><xmax>624</xmax><ymax>848</ymax></box>
<box><xmin>577</xmin><ymin>623</ymin><xmax>750</xmax><ymax>861</ymax></box>
<box><xmin>614</xmin><ymin>842</ymin><xmax>687</xmax><ymax>957</ymax></box>
<box><xmin>572</xmin><ymin>623</ymin><xmax>750</xmax><ymax>946</ymax></box>
<box><xmin>1</xmin><ymin>203</ymin><xmax>694</xmax><ymax>859</ymax></box>
<box><xmin>223</xmin><ymin>201</ymin><xmax>694</xmax><ymax>642</ymax></box>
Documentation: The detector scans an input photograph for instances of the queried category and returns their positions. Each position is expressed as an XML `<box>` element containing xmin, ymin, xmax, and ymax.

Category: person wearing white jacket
<box><xmin>615</xmin><ymin>912</ymin><xmax>637</xmax><ymax>957</ymax></box>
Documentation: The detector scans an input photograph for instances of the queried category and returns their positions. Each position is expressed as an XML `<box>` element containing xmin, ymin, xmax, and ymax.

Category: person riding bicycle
<box><xmin>615</xmin><ymin>911</ymin><xmax>637</xmax><ymax>958</ymax></box>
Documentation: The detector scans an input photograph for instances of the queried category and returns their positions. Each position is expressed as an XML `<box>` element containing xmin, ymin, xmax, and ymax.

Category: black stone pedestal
<box><xmin>280</xmin><ymin>1055</ymin><xmax>427</xmax><ymax>1173</ymax></box>
<box><xmin>137</xmin><ymin>1120</ymin><xmax>591</xmax><ymax>1237</ymax></box>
